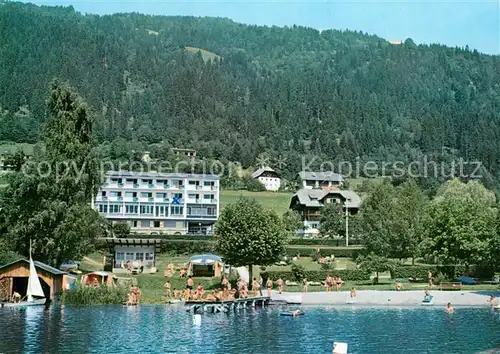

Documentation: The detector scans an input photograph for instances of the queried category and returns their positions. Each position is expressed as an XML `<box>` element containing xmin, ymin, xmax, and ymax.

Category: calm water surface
<box><xmin>1</xmin><ymin>305</ymin><xmax>499</xmax><ymax>353</ymax></box>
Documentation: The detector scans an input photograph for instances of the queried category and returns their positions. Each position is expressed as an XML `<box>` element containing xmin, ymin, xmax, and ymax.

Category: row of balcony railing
<box><xmin>105</xmin><ymin>182</ymin><xmax>217</xmax><ymax>191</ymax></box>
<box><xmin>98</xmin><ymin>210</ymin><xmax>217</xmax><ymax>218</ymax></box>
<box><xmin>97</xmin><ymin>196</ymin><xmax>217</xmax><ymax>204</ymax></box>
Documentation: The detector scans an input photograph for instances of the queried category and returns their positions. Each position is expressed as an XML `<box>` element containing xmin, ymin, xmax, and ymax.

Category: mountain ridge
<box><xmin>0</xmin><ymin>2</ymin><xmax>499</xmax><ymax>188</ymax></box>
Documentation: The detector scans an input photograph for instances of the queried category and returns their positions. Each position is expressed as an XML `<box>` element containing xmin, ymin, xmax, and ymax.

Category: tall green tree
<box><xmin>357</xmin><ymin>181</ymin><xmax>398</xmax><ymax>258</ymax></box>
<box><xmin>0</xmin><ymin>81</ymin><xmax>107</xmax><ymax>265</ymax></box>
<box><xmin>214</xmin><ymin>198</ymin><xmax>288</xmax><ymax>286</ymax></box>
<box><xmin>421</xmin><ymin>179</ymin><xmax>497</xmax><ymax>273</ymax></box>
<box><xmin>281</xmin><ymin>210</ymin><xmax>303</xmax><ymax>236</ymax></box>
<box><xmin>319</xmin><ymin>203</ymin><xmax>345</xmax><ymax>238</ymax></box>
<box><xmin>392</xmin><ymin>179</ymin><xmax>428</xmax><ymax>264</ymax></box>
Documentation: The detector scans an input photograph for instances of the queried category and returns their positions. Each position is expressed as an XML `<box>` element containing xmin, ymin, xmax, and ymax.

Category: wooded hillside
<box><xmin>1</xmin><ymin>2</ymin><xmax>500</xmax><ymax>190</ymax></box>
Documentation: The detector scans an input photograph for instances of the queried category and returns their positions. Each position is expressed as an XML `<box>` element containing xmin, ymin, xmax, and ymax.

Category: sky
<box><xmin>21</xmin><ymin>0</ymin><xmax>500</xmax><ymax>55</ymax></box>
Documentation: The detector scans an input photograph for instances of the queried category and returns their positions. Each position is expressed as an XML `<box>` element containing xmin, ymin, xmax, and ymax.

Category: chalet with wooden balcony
<box><xmin>289</xmin><ymin>187</ymin><xmax>361</xmax><ymax>237</ymax></box>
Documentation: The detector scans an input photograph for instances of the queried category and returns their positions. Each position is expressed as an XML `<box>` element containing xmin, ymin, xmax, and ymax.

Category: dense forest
<box><xmin>1</xmin><ymin>2</ymin><xmax>500</xmax><ymax>192</ymax></box>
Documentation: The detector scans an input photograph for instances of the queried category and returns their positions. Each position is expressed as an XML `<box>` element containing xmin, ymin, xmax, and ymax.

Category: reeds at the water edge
<box><xmin>59</xmin><ymin>284</ymin><xmax>128</xmax><ymax>305</ymax></box>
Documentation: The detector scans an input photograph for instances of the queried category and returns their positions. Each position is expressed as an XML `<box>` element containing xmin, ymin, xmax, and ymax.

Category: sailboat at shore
<box><xmin>3</xmin><ymin>243</ymin><xmax>46</xmax><ymax>307</ymax></box>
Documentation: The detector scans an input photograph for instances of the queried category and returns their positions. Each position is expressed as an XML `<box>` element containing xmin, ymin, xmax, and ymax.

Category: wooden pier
<box><xmin>185</xmin><ymin>296</ymin><xmax>271</xmax><ymax>314</ymax></box>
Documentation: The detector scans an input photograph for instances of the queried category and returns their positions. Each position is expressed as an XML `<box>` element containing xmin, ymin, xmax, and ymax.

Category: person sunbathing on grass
<box><xmin>395</xmin><ymin>281</ymin><xmax>403</xmax><ymax>291</ymax></box>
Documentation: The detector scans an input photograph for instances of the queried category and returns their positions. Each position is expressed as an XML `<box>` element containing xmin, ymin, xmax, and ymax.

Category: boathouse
<box><xmin>0</xmin><ymin>259</ymin><xmax>66</xmax><ymax>301</ymax></box>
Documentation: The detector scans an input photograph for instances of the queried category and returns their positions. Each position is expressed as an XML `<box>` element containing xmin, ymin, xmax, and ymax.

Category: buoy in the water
<box><xmin>193</xmin><ymin>314</ymin><xmax>201</xmax><ymax>326</ymax></box>
<box><xmin>333</xmin><ymin>342</ymin><xmax>348</xmax><ymax>354</ymax></box>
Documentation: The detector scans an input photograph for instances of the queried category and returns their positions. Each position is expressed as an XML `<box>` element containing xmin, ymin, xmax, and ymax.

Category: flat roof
<box><xmin>106</xmin><ymin>170</ymin><xmax>219</xmax><ymax>180</ymax></box>
<box><xmin>101</xmin><ymin>238</ymin><xmax>162</xmax><ymax>252</ymax></box>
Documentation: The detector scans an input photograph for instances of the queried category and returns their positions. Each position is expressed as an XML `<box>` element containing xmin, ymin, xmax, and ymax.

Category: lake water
<box><xmin>1</xmin><ymin>305</ymin><xmax>499</xmax><ymax>354</ymax></box>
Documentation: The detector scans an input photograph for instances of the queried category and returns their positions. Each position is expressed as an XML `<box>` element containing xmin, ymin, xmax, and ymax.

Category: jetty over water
<box><xmin>185</xmin><ymin>296</ymin><xmax>271</xmax><ymax>314</ymax></box>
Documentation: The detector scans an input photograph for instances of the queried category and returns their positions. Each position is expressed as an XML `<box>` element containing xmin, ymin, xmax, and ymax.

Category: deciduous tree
<box><xmin>421</xmin><ymin>179</ymin><xmax>496</xmax><ymax>273</ymax></box>
<box><xmin>214</xmin><ymin>198</ymin><xmax>288</xmax><ymax>286</ymax></box>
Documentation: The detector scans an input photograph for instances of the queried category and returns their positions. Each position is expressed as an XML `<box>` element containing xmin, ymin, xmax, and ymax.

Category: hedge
<box><xmin>124</xmin><ymin>234</ymin><xmax>363</xmax><ymax>246</ymax></box>
<box><xmin>390</xmin><ymin>265</ymin><xmax>495</xmax><ymax>280</ymax></box>
<box><xmin>285</xmin><ymin>246</ymin><xmax>360</xmax><ymax>258</ymax></box>
<box><xmin>131</xmin><ymin>234</ymin><xmax>213</xmax><ymax>241</ymax></box>
<box><xmin>97</xmin><ymin>238</ymin><xmax>362</xmax><ymax>258</ymax></box>
<box><xmin>288</xmin><ymin>238</ymin><xmax>362</xmax><ymax>246</ymax></box>
<box><xmin>390</xmin><ymin>266</ymin><xmax>436</xmax><ymax>280</ymax></box>
<box><xmin>261</xmin><ymin>269</ymin><xmax>371</xmax><ymax>282</ymax></box>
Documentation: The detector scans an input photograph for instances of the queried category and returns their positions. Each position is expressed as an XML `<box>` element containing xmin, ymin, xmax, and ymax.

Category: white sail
<box><xmin>27</xmin><ymin>257</ymin><xmax>45</xmax><ymax>301</ymax></box>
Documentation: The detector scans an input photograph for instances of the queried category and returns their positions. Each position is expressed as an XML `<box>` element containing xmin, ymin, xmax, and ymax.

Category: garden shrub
<box><xmin>291</xmin><ymin>263</ymin><xmax>307</xmax><ymax>281</ymax></box>
<box><xmin>261</xmin><ymin>269</ymin><xmax>370</xmax><ymax>282</ymax></box>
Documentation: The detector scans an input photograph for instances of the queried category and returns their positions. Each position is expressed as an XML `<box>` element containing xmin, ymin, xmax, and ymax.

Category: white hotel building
<box><xmin>94</xmin><ymin>171</ymin><xmax>220</xmax><ymax>235</ymax></box>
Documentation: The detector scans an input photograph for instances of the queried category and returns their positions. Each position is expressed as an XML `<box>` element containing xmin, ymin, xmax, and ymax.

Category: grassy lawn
<box><xmin>185</xmin><ymin>47</ymin><xmax>221</xmax><ymax>63</ymax></box>
<box><xmin>220</xmin><ymin>190</ymin><xmax>292</xmax><ymax>214</ymax></box>
<box><xmin>262</xmin><ymin>257</ymin><xmax>358</xmax><ymax>272</ymax></box>
<box><xmin>0</xmin><ymin>142</ymin><xmax>35</xmax><ymax>155</ymax></box>
<box><xmin>81</xmin><ymin>252</ymin><xmax>500</xmax><ymax>302</ymax></box>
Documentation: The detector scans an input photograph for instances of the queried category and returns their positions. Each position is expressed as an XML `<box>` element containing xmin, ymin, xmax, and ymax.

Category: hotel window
<box><xmin>125</xmin><ymin>252</ymin><xmax>134</xmax><ymax>260</ymax></box>
<box><xmin>126</xmin><ymin>205</ymin><xmax>138</xmax><ymax>214</ymax></box>
<box><xmin>188</xmin><ymin>207</ymin><xmax>201</xmax><ymax>215</ymax></box>
<box><xmin>103</xmin><ymin>205</ymin><xmax>108</xmax><ymax>213</ymax></box>
<box><xmin>141</xmin><ymin>192</ymin><xmax>152</xmax><ymax>198</ymax></box>
<box><xmin>109</xmin><ymin>205</ymin><xmax>120</xmax><ymax>214</ymax></box>
<box><xmin>101</xmin><ymin>191</ymin><xmax>106</xmax><ymax>197</ymax></box>
<box><xmin>142</xmin><ymin>179</ymin><xmax>153</xmax><ymax>184</ymax></box>
<box><xmin>133</xmin><ymin>221</ymin><xmax>138</xmax><ymax>227</ymax></box>
<box><xmin>171</xmin><ymin>206</ymin><xmax>184</xmax><ymax>215</ymax></box>
<box><xmin>203</xmin><ymin>194</ymin><xmax>213</xmax><ymax>200</ymax></box>
<box><xmin>156</xmin><ymin>192</ymin><xmax>167</xmax><ymax>198</ymax></box>
<box><xmin>207</xmin><ymin>207</ymin><xmax>216</xmax><ymax>216</ymax></box>
<box><xmin>140</xmin><ymin>205</ymin><xmax>153</xmax><ymax>214</ymax></box>
<box><xmin>172</xmin><ymin>179</ymin><xmax>183</xmax><ymax>186</ymax></box>
<box><xmin>135</xmin><ymin>253</ymin><xmax>144</xmax><ymax>261</ymax></box>
<box><xmin>188</xmin><ymin>180</ymin><xmax>199</xmax><ymax>185</ymax></box>
<box><xmin>126</xmin><ymin>179</ymin><xmax>137</xmax><ymax>184</ymax></box>
<box><xmin>99</xmin><ymin>204</ymin><xmax>103</xmax><ymax>212</ymax></box>
<box><xmin>145</xmin><ymin>253</ymin><xmax>154</xmax><ymax>261</ymax></box>
<box><xmin>154</xmin><ymin>221</ymin><xmax>160</xmax><ymax>228</ymax></box>
<box><xmin>116</xmin><ymin>252</ymin><xmax>124</xmax><ymax>261</ymax></box>
<box><xmin>204</xmin><ymin>181</ymin><xmax>215</xmax><ymax>187</ymax></box>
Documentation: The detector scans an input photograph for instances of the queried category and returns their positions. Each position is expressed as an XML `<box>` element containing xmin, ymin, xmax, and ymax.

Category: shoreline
<box><xmin>271</xmin><ymin>290</ymin><xmax>499</xmax><ymax>307</ymax></box>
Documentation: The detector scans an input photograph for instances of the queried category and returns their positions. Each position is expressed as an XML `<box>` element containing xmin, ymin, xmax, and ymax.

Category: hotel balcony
<box><xmin>123</xmin><ymin>196</ymin><xmax>139</xmax><ymax>202</ymax></box>
<box><xmin>187</xmin><ymin>213</ymin><xmax>218</xmax><ymax>219</ymax></box>
<box><xmin>138</xmin><ymin>196</ymin><xmax>154</xmax><ymax>203</ymax></box>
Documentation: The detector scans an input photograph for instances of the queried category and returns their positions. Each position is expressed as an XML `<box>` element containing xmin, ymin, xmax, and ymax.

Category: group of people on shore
<box><xmin>125</xmin><ymin>286</ymin><xmax>142</xmax><ymax>305</ymax></box>
<box><xmin>163</xmin><ymin>274</ymin><xmax>268</xmax><ymax>302</ymax></box>
<box><xmin>324</xmin><ymin>275</ymin><xmax>344</xmax><ymax>292</ymax></box>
